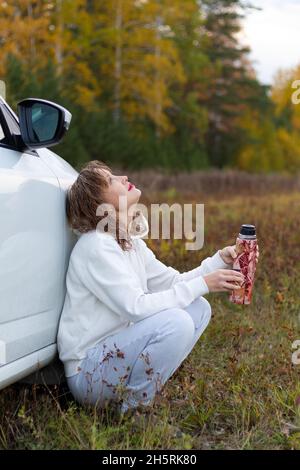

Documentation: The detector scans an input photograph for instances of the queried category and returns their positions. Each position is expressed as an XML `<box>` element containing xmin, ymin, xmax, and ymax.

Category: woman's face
<box><xmin>100</xmin><ymin>169</ymin><xmax>141</xmax><ymax>211</ymax></box>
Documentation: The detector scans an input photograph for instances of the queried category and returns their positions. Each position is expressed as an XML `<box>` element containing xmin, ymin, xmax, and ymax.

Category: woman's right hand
<box><xmin>203</xmin><ymin>269</ymin><xmax>245</xmax><ymax>293</ymax></box>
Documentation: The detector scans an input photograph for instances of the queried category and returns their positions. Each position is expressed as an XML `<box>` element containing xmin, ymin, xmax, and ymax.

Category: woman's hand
<box><xmin>203</xmin><ymin>269</ymin><xmax>245</xmax><ymax>293</ymax></box>
<box><xmin>219</xmin><ymin>244</ymin><xmax>260</xmax><ymax>266</ymax></box>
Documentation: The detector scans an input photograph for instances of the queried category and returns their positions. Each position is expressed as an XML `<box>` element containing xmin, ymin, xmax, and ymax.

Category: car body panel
<box><xmin>0</xmin><ymin>97</ymin><xmax>79</xmax><ymax>390</ymax></box>
<box><xmin>0</xmin><ymin>344</ymin><xmax>57</xmax><ymax>390</ymax></box>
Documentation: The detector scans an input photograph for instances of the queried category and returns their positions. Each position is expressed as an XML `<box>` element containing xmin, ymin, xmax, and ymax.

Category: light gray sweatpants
<box><xmin>66</xmin><ymin>296</ymin><xmax>212</xmax><ymax>414</ymax></box>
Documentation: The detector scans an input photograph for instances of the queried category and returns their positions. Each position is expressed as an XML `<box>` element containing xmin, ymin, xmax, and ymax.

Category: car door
<box><xmin>0</xmin><ymin>99</ymin><xmax>73</xmax><ymax>389</ymax></box>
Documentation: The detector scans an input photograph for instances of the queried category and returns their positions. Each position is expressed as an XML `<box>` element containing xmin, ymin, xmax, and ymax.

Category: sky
<box><xmin>240</xmin><ymin>0</ymin><xmax>300</xmax><ymax>85</ymax></box>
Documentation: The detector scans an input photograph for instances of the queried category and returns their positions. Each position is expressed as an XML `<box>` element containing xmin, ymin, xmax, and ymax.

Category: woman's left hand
<box><xmin>219</xmin><ymin>244</ymin><xmax>260</xmax><ymax>266</ymax></box>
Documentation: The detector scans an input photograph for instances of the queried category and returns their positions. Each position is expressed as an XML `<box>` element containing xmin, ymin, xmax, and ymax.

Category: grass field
<box><xmin>1</xmin><ymin>181</ymin><xmax>300</xmax><ymax>450</ymax></box>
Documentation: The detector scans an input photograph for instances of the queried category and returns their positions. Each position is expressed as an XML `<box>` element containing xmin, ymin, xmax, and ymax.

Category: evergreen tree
<box><xmin>199</xmin><ymin>0</ymin><xmax>267</xmax><ymax>168</ymax></box>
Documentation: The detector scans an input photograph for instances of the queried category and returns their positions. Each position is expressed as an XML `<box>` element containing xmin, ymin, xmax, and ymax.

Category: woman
<box><xmin>57</xmin><ymin>160</ymin><xmax>259</xmax><ymax>415</ymax></box>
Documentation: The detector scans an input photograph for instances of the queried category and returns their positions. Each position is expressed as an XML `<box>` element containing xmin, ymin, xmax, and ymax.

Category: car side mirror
<box><xmin>17</xmin><ymin>98</ymin><xmax>72</xmax><ymax>150</ymax></box>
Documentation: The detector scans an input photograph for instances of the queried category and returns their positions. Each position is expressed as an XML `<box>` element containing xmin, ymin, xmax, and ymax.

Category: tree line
<box><xmin>0</xmin><ymin>0</ymin><xmax>299</xmax><ymax>172</ymax></box>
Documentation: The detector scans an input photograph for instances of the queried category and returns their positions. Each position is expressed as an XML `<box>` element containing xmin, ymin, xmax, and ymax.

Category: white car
<box><xmin>0</xmin><ymin>95</ymin><xmax>79</xmax><ymax>390</ymax></box>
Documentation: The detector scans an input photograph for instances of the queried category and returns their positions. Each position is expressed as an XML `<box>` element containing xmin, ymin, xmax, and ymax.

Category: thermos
<box><xmin>229</xmin><ymin>224</ymin><xmax>257</xmax><ymax>305</ymax></box>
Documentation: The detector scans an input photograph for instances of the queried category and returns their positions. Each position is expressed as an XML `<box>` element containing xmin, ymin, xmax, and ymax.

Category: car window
<box><xmin>0</xmin><ymin>104</ymin><xmax>20</xmax><ymax>147</ymax></box>
<box><xmin>1</xmin><ymin>105</ymin><xmax>20</xmax><ymax>135</ymax></box>
<box><xmin>0</xmin><ymin>121</ymin><xmax>6</xmax><ymax>143</ymax></box>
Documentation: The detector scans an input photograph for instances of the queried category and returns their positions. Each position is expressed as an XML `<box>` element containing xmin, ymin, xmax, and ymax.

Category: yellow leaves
<box><xmin>271</xmin><ymin>65</ymin><xmax>300</xmax><ymax>116</ymax></box>
<box><xmin>0</xmin><ymin>0</ymin><xmax>191</xmax><ymax>138</ymax></box>
<box><xmin>143</xmin><ymin>52</ymin><xmax>185</xmax><ymax>84</ymax></box>
<box><xmin>0</xmin><ymin>14</ymin><xmax>51</xmax><ymax>66</ymax></box>
<box><xmin>62</xmin><ymin>57</ymin><xmax>102</xmax><ymax>108</ymax></box>
<box><xmin>73</xmin><ymin>85</ymin><xmax>100</xmax><ymax>113</ymax></box>
<box><xmin>270</xmin><ymin>65</ymin><xmax>300</xmax><ymax>172</ymax></box>
<box><xmin>91</xmin><ymin>0</ymin><xmax>188</xmax><ymax>136</ymax></box>
<box><xmin>271</xmin><ymin>68</ymin><xmax>295</xmax><ymax>113</ymax></box>
<box><xmin>276</xmin><ymin>128</ymin><xmax>300</xmax><ymax>172</ymax></box>
<box><xmin>236</xmin><ymin>146</ymin><xmax>254</xmax><ymax>172</ymax></box>
<box><xmin>291</xmin><ymin>112</ymin><xmax>300</xmax><ymax>132</ymax></box>
<box><xmin>275</xmin><ymin>291</ymin><xmax>285</xmax><ymax>304</ymax></box>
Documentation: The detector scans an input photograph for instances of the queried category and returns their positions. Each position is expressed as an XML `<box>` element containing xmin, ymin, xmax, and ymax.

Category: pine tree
<box><xmin>199</xmin><ymin>0</ymin><xmax>266</xmax><ymax>168</ymax></box>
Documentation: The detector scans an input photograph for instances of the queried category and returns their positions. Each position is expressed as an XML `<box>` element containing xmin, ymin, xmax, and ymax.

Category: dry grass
<box><xmin>113</xmin><ymin>167</ymin><xmax>300</xmax><ymax>197</ymax></box>
<box><xmin>1</xmin><ymin>172</ymin><xmax>300</xmax><ymax>449</ymax></box>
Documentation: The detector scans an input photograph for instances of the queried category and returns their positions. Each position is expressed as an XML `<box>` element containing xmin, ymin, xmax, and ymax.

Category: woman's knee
<box><xmin>193</xmin><ymin>296</ymin><xmax>212</xmax><ymax>324</ymax></box>
<box><xmin>200</xmin><ymin>296</ymin><xmax>212</xmax><ymax>322</ymax></box>
<box><xmin>158</xmin><ymin>307</ymin><xmax>196</xmax><ymax>344</ymax></box>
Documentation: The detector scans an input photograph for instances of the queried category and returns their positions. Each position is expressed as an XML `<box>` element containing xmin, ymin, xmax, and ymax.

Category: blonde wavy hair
<box><xmin>66</xmin><ymin>160</ymin><xmax>142</xmax><ymax>251</ymax></box>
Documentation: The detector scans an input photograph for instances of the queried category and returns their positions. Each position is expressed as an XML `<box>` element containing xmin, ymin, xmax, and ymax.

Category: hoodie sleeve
<box><xmin>76</xmin><ymin>235</ymin><xmax>210</xmax><ymax>323</ymax></box>
<box><xmin>138</xmin><ymin>239</ymin><xmax>231</xmax><ymax>293</ymax></box>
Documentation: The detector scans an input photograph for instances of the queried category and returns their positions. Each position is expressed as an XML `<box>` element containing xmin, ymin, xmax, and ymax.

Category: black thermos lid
<box><xmin>240</xmin><ymin>224</ymin><xmax>256</xmax><ymax>236</ymax></box>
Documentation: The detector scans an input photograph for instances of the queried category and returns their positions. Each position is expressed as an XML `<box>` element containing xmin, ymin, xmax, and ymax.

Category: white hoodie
<box><xmin>57</xmin><ymin>214</ymin><xmax>230</xmax><ymax>377</ymax></box>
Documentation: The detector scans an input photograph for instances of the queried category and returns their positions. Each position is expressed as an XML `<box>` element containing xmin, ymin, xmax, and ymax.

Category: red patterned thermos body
<box><xmin>229</xmin><ymin>224</ymin><xmax>257</xmax><ymax>305</ymax></box>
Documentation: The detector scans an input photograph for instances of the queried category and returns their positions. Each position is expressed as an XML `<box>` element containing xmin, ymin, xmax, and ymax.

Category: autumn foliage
<box><xmin>0</xmin><ymin>0</ymin><xmax>300</xmax><ymax>172</ymax></box>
